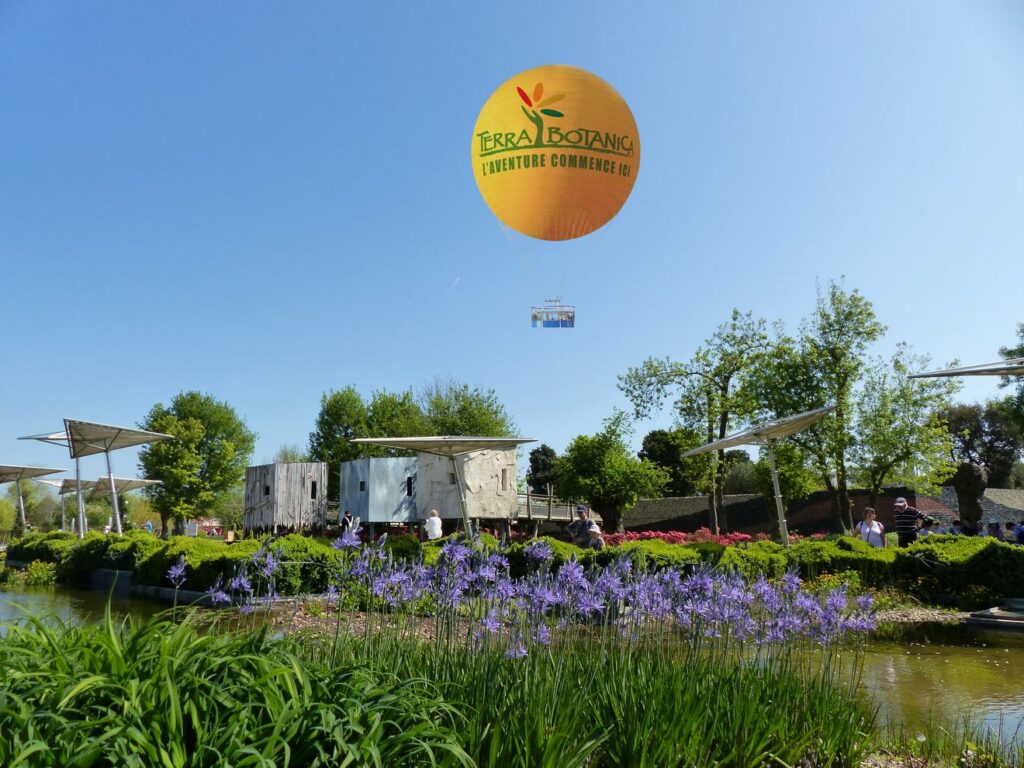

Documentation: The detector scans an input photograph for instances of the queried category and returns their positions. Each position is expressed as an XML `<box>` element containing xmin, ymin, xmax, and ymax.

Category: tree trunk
<box><xmin>601</xmin><ymin>508</ymin><xmax>624</xmax><ymax>534</ymax></box>
<box><xmin>160</xmin><ymin>513</ymin><xmax>171</xmax><ymax>539</ymax></box>
<box><xmin>952</xmin><ymin>461</ymin><xmax>988</xmax><ymax>532</ymax></box>
<box><xmin>707</xmin><ymin>493</ymin><xmax>719</xmax><ymax>536</ymax></box>
<box><xmin>173</xmin><ymin>516</ymin><xmax>186</xmax><ymax>537</ymax></box>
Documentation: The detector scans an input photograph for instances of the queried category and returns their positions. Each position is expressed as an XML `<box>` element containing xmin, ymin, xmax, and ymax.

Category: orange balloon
<box><xmin>472</xmin><ymin>65</ymin><xmax>640</xmax><ymax>241</ymax></box>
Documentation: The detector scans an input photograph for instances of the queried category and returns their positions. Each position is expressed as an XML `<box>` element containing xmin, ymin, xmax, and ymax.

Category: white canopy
<box><xmin>89</xmin><ymin>477</ymin><xmax>161</xmax><ymax>500</ymax></box>
<box><xmin>0</xmin><ymin>465</ymin><xmax>65</xmax><ymax>484</ymax></box>
<box><xmin>63</xmin><ymin>418</ymin><xmax>173</xmax><ymax>459</ymax></box>
<box><xmin>36</xmin><ymin>478</ymin><xmax>96</xmax><ymax>495</ymax></box>
<box><xmin>350</xmin><ymin>436</ymin><xmax>535</xmax><ymax>456</ymax></box>
<box><xmin>909</xmin><ymin>358</ymin><xmax>1024</xmax><ymax>379</ymax></box>
<box><xmin>680</xmin><ymin>406</ymin><xmax>835</xmax><ymax>457</ymax></box>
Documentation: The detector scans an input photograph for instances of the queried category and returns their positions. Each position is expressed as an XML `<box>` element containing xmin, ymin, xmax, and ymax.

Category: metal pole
<box><xmin>60</xmin><ymin>494</ymin><xmax>66</xmax><ymax>532</ymax></box>
<box><xmin>105</xmin><ymin>450</ymin><xmax>123</xmax><ymax>535</ymax></box>
<box><xmin>764</xmin><ymin>439</ymin><xmax>790</xmax><ymax>546</ymax></box>
<box><xmin>75</xmin><ymin>456</ymin><xmax>86</xmax><ymax>539</ymax></box>
<box><xmin>449</xmin><ymin>454</ymin><xmax>472</xmax><ymax>537</ymax></box>
<box><xmin>16</xmin><ymin>478</ymin><xmax>27</xmax><ymax>531</ymax></box>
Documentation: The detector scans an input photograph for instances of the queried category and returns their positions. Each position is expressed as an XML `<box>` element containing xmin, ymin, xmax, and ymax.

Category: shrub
<box><xmin>719</xmin><ymin>542</ymin><xmax>788</xmax><ymax>580</ymax></box>
<box><xmin>382</xmin><ymin>533</ymin><xmax>423</xmax><ymax>563</ymax></box>
<box><xmin>7</xmin><ymin>532</ymin><xmax>78</xmax><ymax>564</ymax></box>
<box><xmin>24</xmin><ymin>560</ymin><xmax>57</xmax><ymax>586</ymax></box>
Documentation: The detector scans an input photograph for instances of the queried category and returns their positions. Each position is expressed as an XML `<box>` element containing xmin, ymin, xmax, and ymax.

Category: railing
<box><xmin>515</xmin><ymin>492</ymin><xmax>602</xmax><ymax>524</ymax></box>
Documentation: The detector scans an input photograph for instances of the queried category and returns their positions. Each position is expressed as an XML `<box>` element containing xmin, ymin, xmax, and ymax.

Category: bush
<box><xmin>719</xmin><ymin>542</ymin><xmax>788</xmax><ymax>580</ymax></box>
<box><xmin>7</xmin><ymin>532</ymin><xmax>78</xmax><ymax>564</ymax></box>
<box><xmin>25</xmin><ymin>560</ymin><xmax>57</xmax><ymax>586</ymax></box>
<box><xmin>382</xmin><ymin>533</ymin><xmax>423</xmax><ymax>563</ymax></box>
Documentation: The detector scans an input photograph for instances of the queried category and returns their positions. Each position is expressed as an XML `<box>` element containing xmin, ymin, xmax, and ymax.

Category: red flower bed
<box><xmin>602</xmin><ymin>529</ymin><xmax>767</xmax><ymax>547</ymax></box>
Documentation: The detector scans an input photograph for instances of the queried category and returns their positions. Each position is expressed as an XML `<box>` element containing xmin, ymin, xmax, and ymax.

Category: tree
<box><xmin>620</xmin><ymin>310</ymin><xmax>769</xmax><ymax>533</ymax></box>
<box><xmin>637</xmin><ymin>428</ymin><xmax>710</xmax><ymax>497</ymax></box>
<box><xmin>553</xmin><ymin>412</ymin><xmax>669</xmax><ymax>533</ymax></box>
<box><xmin>368</xmin><ymin>389</ymin><xmax>430</xmax><ymax>443</ymax></box>
<box><xmin>526</xmin><ymin>444</ymin><xmax>558</xmax><ymax>495</ymax></box>
<box><xmin>850</xmin><ymin>347</ymin><xmax>957</xmax><ymax>505</ymax></box>
<box><xmin>722</xmin><ymin>450</ymin><xmax>758</xmax><ymax>495</ymax></box>
<box><xmin>752</xmin><ymin>441</ymin><xmax>819</xmax><ymax>505</ymax></box>
<box><xmin>999</xmin><ymin>323</ymin><xmax>1024</xmax><ymax>431</ymax></box>
<box><xmin>308</xmin><ymin>386</ymin><xmax>370</xmax><ymax>503</ymax></box>
<box><xmin>0</xmin><ymin>497</ymin><xmax>15</xmax><ymax>532</ymax></box>
<box><xmin>139</xmin><ymin>391</ymin><xmax>256</xmax><ymax>537</ymax></box>
<box><xmin>419</xmin><ymin>377</ymin><xmax>516</xmax><ymax>437</ymax></box>
<box><xmin>941</xmin><ymin>399</ymin><xmax>1023</xmax><ymax>488</ymax></box>
<box><xmin>749</xmin><ymin>282</ymin><xmax>885</xmax><ymax>529</ymax></box>
<box><xmin>272</xmin><ymin>444</ymin><xmax>309</xmax><ymax>464</ymax></box>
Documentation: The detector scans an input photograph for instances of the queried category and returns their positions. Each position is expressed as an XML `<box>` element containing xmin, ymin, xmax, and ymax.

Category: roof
<box><xmin>0</xmin><ymin>465</ymin><xmax>65</xmax><ymax>484</ymax></box>
<box><xmin>35</xmin><ymin>478</ymin><xmax>97</xmax><ymax>495</ymax></box>
<box><xmin>63</xmin><ymin>419</ymin><xmax>174</xmax><ymax>458</ymax></box>
<box><xmin>680</xmin><ymin>406</ymin><xmax>835</xmax><ymax>457</ymax></box>
<box><xmin>350</xmin><ymin>436</ymin><xmax>535</xmax><ymax>456</ymax></box>
<box><xmin>89</xmin><ymin>477</ymin><xmax>161</xmax><ymax>499</ymax></box>
<box><xmin>910</xmin><ymin>358</ymin><xmax>1024</xmax><ymax>378</ymax></box>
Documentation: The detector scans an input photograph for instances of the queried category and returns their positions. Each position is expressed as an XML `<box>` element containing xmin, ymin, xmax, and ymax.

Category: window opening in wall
<box><xmin>449</xmin><ymin>473</ymin><xmax>456</xmax><ymax>485</ymax></box>
<box><xmin>263</xmin><ymin>485</ymin><xmax>270</xmax><ymax>497</ymax></box>
<box><xmin>311</xmin><ymin>481</ymin><xmax>317</xmax><ymax>500</ymax></box>
<box><xmin>501</xmin><ymin>468</ymin><xmax>508</xmax><ymax>491</ymax></box>
<box><xmin>359</xmin><ymin>480</ymin><xmax>366</xmax><ymax>492</ymax></box>
<box><xmin>406</xmin><ymin>477</ymin><xmax>413</xmax><ymax>496</ymax></box>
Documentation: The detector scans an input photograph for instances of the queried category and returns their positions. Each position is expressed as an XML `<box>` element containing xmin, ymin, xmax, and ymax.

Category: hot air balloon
<box><xmin>472</xmin><ymin>65</ymin><xmax>640</xmax><ymax>242</ymax></box>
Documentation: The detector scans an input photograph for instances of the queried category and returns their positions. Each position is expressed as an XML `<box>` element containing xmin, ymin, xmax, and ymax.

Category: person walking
<box><xmin>853</xmin><ymin>508</ymin><xmax>886</xmax><ymax>548</ymax></box>
<box><xmin>892</xmin><ymin>497</ymin><xmax>924</xmax><ymax>548</ymax></box>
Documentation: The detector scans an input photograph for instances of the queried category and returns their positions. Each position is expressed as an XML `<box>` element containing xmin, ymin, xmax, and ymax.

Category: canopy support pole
<box><xmin>105</xmin><ymin>450</ymin><xmax>123</xmax><ymax>535</ymax></box>
<box><xmin>60</xmin><ymin>494</ymin><xmax>66</xmax><ymax>532</ymax></box>
<box><xmin>449</xmin><ymin>455</ymin><xmax>473</xmax><ymax>537</ymax></box>
<box><xmin>75</xmin><ymin>457</ymin><xmax>86</xmax><ymax>538</ymax></box>
<box><xmin>764</xmin><ymin>439</ymin><xmax>790</xmax><ymax>547</ymax></box>
<box><xmin>16</xmin><ymin>479</ymin><xmax>27</xmax><ymax>531</ymax></box>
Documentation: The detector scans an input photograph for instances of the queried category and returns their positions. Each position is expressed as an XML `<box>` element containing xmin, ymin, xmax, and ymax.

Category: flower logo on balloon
<box><xmin>517</xmin><ymin>82</ymin><xmax>565</xmax><ymax>147</ymax></box>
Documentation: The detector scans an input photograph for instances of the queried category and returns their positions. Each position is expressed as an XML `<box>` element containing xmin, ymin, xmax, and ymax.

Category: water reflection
<box><xmin>0</xmin><ymin>586</ymin><xmax>161</xmax><ymax>634</ymax></box>
<box><xmin>861</xmin><ymin>623</ymin><xmax>1024</xmax><ymax>746</ymax></box>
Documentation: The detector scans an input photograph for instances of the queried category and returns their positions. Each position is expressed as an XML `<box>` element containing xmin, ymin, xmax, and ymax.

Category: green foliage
<box><xmin>942</xmin><ymin>398</ymin><xmax>1023</xmax><ymax>488</ymax></box>
<box><xmin>718</xmin><ymin>541</ymin><xmax>789</xmax><ymax>580</ymax></box>
<box><xmin>0</xmin><ymin>611</ymin><xmax>469</xmax><ymax>767</ymax></box>
<box><xmin>24</xmin><ymin>560</ymin><xmax>57</xmax><ymax>585</ymax></box>
<box><xmin>135</xmin><ymin>536</ymin><xmax>261</xmax><ymax>592</ymax></box>
<box><xmin>554</xmin><ymin>411</ymin><xmax>669</xmax><ymax>532</ymax></box>
<box><xmin>637</xmin><ymin>427</ymin><xmax>709</xmax><ymax>496</ymax></box>
<box><xmin>526</xmin><ymin>443</ymin><xmax>557</xmax><ymax>495</ymax></box>
<box><xmin>382</xmin><ymin>533</ymin><xmax>423</xmax><ymax>562</ymax></box>
<box><xmin>0</xmin><ymin>497</ymin><xmax>17</xmax><ymax>531</ymax></box>
<box><xmin>419</xmin><ymin>377</ymin><xmax>517</xmax><ymax>437</ymax></box>
<box><xmin>138</xmin><ymin>391</ymin><xmax>256</xmax><ymax>534</ymax></box>
<box><xmin>7</xmin><ymin>531</ymin><xmax>78</xmax><ymax>564</ymax></box>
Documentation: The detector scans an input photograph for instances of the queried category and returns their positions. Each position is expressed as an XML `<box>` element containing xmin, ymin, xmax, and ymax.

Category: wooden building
<box><xmin>243</xmin><ymin>462</ymin><xmax>328</xmax><ymax>533</ymax></box>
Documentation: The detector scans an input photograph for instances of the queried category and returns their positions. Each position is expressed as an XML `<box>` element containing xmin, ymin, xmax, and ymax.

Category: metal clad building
<box><xmin>339</xmin><ymin>457</ymin><xmax>418</xmax><ymax>524</ymax></box>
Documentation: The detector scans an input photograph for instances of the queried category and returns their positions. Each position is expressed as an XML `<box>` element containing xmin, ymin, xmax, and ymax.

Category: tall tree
<box><xmin>368</xmin><ymin>389</ymin><xmax>430</xmax><ymax>443</ymax></box>
<box><xmin>271</xmin><ymin>444</ymin><xmax>309</xmax><ymax>464</ymax></box>
<box><xmin>941</xmin><ymin>399</ymin><xmax>1023</xmax><ymax>488</ymax></box>
<box><xmin>526</xmin><ymin>444</ymin><xmax>558</xmax><ymax>495</ymax></box>
<box><xmin>419</xmin><ymin>377</ymin><xmax>516</xmax><ymax>437</ymax></box>
<box><xmin>308</xmin><ymin>386</ymin><xmax>370</xmax><ymax>503</ymax></box>
<box><xmin>749</xmin><ymin>282</ymin><xmax>885</xmax><ymax>529</ymax></box>
<box><xmin>620</xmin><ymin>309</ymin><xmax>768</xmax><ymax>532</ymax></box>
<box><xmin>637</xmin><ymin>428</ymin><xmax>710</xmax><ymax>497</ymax></box>
<box><xmin>850</xmin><ymin>347</ymin><xmax>958</xmax><ymax>505</ymax></box>
<box><xmin>553</xmin><ymin>412</ymin><xmax>668</xmax><ymax>533</ymax></box>
<box><xmin>999</xmin><ymin>323</ymin><xmax>1024</xmax><ymax>432</ymax></box>
<box><xmin>139</xmin><ymin>391</ymin><xmax>256</xmax><ymax>537</ymax></box>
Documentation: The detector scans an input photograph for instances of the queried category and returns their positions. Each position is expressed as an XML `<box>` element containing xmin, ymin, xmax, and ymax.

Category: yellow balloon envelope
<box><xmin>472</xmin><ymin>65</ymin><xmax>640</xmax><ymax>241</ymax></box>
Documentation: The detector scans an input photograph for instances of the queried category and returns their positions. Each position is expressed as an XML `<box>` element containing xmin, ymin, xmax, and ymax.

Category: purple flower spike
<box><xmin>505</xmin><ymin>642</ymin><xmax>528</xmax><ymax>659</ymax></box>
<box><xmin>167</xmin><ymin>560</ymin><xmax>186</xmax><ymax>588</ymax></box>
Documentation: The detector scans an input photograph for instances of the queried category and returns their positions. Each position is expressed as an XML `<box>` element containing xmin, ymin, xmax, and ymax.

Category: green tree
<box><xmin>999</xmin><ymin>323</ymin><xmax>1024</xmax><ymax>432</ymax></box>
<box><xmin>526</xmin><ymin>444</ymin><xmax>558</xmax><ymax>495</ymax></box>
<box><xmin>749</xmin><ymin>281</ymin><xmax>885</xmax><ymax>529</ymax></box>
<box><xmin>271</xmin><ymin>444</ymin><xmax>309</xmax><ymax>464</ymax></box>
<box><xmin>139</xmin><ymin>391</ymin><xmax>256</xmax><ymax>537</ymax></box>
<box><xmin>752</xmin><ymin>441</ymin><xmax>819</xmax><ymax>506</ymax></box>
<box><xmin>212</xmin><ymin>486</ymin><xmax>245</xmax><ymax>532</ymax></box>
<box><xmin>722</xmin><ymin>450</ymin><xmax>759</xmax><ymax>495</ymax></box>
<box><xmin>419</xmin><ymin>378</ymin><xmax>516</xmax><ymax>437</ymax></box>
<box><xmin>553</xmin><ymin>412</ymin><xmax>669</xmax><ymax>533</ymax></box>
<box><xmin>620</xmin><ymin>309</ymin><xmax>768</xmax><ymax>532</ymax></box>
<box><xmin>941</xmin><ymin>398</ymin><xmax>1023</xmax><ymax>488</ymax></box>
<box><xmin>0</xmin><ymin>497</ymin><xmax>15</xmax><ymax>531</ymax></box>
<box><xmin>308</xmin><ymin>386</ymin><xmax>370</xmax><ymax>503</ymax></box>
<box><xmin>368</xmin><ymin>389</ymin><xmax>430</xmax><ymax>444</ymax></box>
<box><xmin>637</xmin><ymin>428</ymin><xmax>710</xmax><ymax>497</ymax></box>
<box><xmin>851</xmin><ymin>347</ymin><xmax>958</xmax><ymax>505</ymax></box>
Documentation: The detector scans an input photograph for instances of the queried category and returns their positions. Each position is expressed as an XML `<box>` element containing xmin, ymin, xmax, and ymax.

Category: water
<box><xmin>0</xmin><ymin>585</ymin><xmax>162</xmax><ymax>634</ymax></box>
<box><xmin>2</xmin><ymin>585</ymin><xmax>1023</xmax><ymax>745</ymax></box>
<box><xmin>861</xmin><ymin>623</ymin><xmax>1024</xmax><ymax>746</ymax></box>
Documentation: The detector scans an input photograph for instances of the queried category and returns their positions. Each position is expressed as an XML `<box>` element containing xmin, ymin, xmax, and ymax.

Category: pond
<box><xmin>2</xmin><ymin>585</ymin><xmax>1023</xmax><ymax>746</ymax></box>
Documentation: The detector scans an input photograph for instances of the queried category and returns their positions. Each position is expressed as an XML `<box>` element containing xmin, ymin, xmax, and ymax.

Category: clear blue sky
<box><xmin>2</xmin><ymin>2</ymin><xmax>1023</xmax><ymax>482</ymax></box>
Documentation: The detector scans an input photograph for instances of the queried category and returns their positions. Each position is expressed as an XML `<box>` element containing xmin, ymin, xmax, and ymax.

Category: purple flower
<box><xmin>333</xmin><ymin>526</ymin><xmax>362</xmax><ymax>549</ymax></box>
<box><xmin>505</xmin><ymin>641</ymin><xmax>528</xmax><ymax>659</ymax></box>
<box><xmin>167</xmin><ymin>560</ymin><xmax>186</xmax><ymax>588</ymax></box>
<box><xmin>207</xmin><ymin>586</ymin><xmax>230</xmax><ymax>606</ymax></box>
<box><xmin>229</xmin><ymin>574</ymin><xmax>252</xmax><ymax>593</ymax></box>
<box><xmin>523</xmin><ymin>540</ymin><xmax>552</xmax><ymax>563</ymax></box>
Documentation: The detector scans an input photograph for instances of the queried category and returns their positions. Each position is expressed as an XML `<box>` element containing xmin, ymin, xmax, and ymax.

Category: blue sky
<box><xmin>2</xmin><ymin>2</ymin><xmax>1023</xmax><ymax>482</ymax></box>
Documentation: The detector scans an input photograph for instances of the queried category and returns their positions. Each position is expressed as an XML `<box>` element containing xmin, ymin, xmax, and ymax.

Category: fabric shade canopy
<box><xmin>35</xmin><ymin>478</ymin><xmax>96</xmax><ymax>495</ymax></box>
<box><xmin>680</xmin><ymin>406</ymin><xmax>835</xmax><ymax>457</ymax></box>
<box><xmin>63</xmin><ymin>419</ymin><xmax>173</xmax><ymax>459</ymax></box>
<box><xmin>0</xmin><ymin>465</ymin><xmax>65</xmax><ymax>484</ymax></box>
<box><xmin>89</xmin><ymin>477</ymin><xmax>161</xmax><ymax>500</ymax></box>
<box><xmin>909</xmin><ymin>358</ymin><xmax>1024</xmax><ymax>379</ymax></box>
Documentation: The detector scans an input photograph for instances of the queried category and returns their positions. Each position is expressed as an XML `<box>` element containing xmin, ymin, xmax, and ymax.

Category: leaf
<box><xmin>540</xmin><ymin>109</ymin><xmax>563</xmax><ymax>118</ymax></box>
<box><xmin>533</xmin><ymin>83</ymin><xmax>543</xmax><ymax>102</ymax></box>
<box><xmin>537</xmin><ymin>94</ymin><xmax>565</xmax><ymax>108</ymax></box>
<box><xmin>516</xmin><ymin>87</ymin><xmax>532</xmax><ymax>107</ymax></box>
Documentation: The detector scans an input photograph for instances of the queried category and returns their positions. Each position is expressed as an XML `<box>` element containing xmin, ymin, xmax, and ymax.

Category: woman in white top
<box><xmin>853</xmin><ymin>507</ymin><xmax>886</xmax><ymax>548</ymax></box>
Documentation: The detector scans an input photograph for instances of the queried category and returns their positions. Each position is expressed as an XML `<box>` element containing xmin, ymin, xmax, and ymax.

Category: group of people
<box><xmin>567</xmin><ymin>505</ymin><xmax>605</xmax><ymax>549</ymax></box>
<box><xmin>854</xmin><ymin>496</ymin><xmax>1024</xmax><ymax>548</ymax></box>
